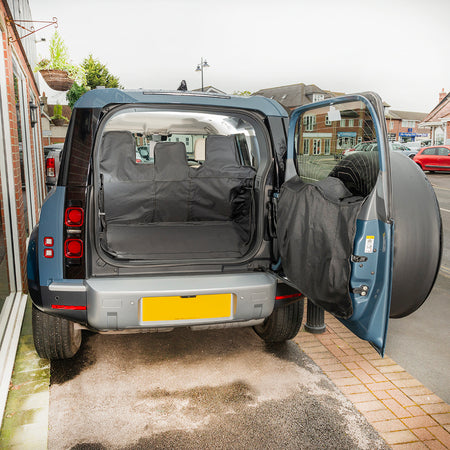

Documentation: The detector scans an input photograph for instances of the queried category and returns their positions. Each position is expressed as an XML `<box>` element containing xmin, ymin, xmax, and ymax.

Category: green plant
<box><xmin>66</xmin><ymin>82</ymin><xmax>90</xmax><ymax>109</ymax></box>
<box><xmin>66</xmin><ymin>55</ymin><xmax>122</xmax><ymax>108</ymax></box>
<box><xmin>51</xmin><ymin>103</ymin><xmax>69</xmax><ymax>122</ymax></box>
<box><xmin>82</xmin><ymin>54</ymin><xmax>122</xmax><ymax>89</ymax></box>
<box><xmin>233</xmin><ymin>90</ymin><xmax>252</xmax><ymax>96</ymax></box>
<box><xmin>35</xmin><ymin>31</ymin><xmax>86</xmax><ymax>85</ymax></box>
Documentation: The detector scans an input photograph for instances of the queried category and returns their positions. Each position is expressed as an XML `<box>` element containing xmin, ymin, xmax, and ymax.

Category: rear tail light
<box><xmin>46</xmin><ymin>157</ymin><xmax>55</xmax><ymax>177</ymax></box>
<box><xmin>64</xmin><ymin>239</ymin><xmax>83</xmax><ymax>258</ymax></box>
<box><xmin>64</xmin><ymin>187</ymin><xmax>87</xmax><ymax>278</ymax></box>
<box><xmin>65</xmin><ymin>207</ymin><xmax>84</xmax><ymax>227</ymax></box>
<box><xmin>275</xmin><ymin>293</ymin><xmax>302</xmax><ymax>300</ymax></box>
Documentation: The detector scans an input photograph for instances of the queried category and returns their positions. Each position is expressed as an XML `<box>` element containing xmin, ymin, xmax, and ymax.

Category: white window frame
<box><xmin>13</xmin><ymin>61</ymin><xmax>37</xmax><ymax>231</ymax></box>
<box><xmin>303</xmin><ymin>139</ymin><xmax>310</xmax><ymax>155</ymax></box>
<box><xmin>304</xmin><ymin>115</ymin><xmax>316</xmax><ymax>132</ymax></box>
<box><xmin>348</xmin><ymin>119</ymin><xmax>354</xmax><ymax>127</ymax></box>
<box><xmin>313</xmin><ymin>139</ymin><xmax>321</xmax><ymax>155</ymax></box>
<box><xmin>402</xmin><ymin>119</ymin><xmax>415</xmax><ymax>128</ymax></box>
<box><xmin>312</xmin><ymin>93</ymin><xmax>325</xmax><ymax>103</ymax></box>
<box><xmin>324</xmin><ymin>139</ymin><xmax>330</xmax><ymax>155</ymax></box>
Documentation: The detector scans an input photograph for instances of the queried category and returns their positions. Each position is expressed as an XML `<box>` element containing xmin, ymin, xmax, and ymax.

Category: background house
<box><xmin>253</xmin><ymin>83</ymin><xmax>336</xmax><ymax>111</ymax></box>
<box><xmin>192</xmin><ymin>85</ymin><xmax>226</xmax><ymax>94</ymax></box>
<box><xmin>420</xmin><ymin>89</ymin><xmax>450</xmax><ymax>145</ymax></box>
<box><xmin>385</xmin><ymin>110</ymin><xmax>430</xmax><ymax>143</ymax></box>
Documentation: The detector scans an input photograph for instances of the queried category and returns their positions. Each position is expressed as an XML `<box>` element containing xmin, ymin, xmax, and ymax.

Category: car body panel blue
<box><xmin>74</xmin><ymin>89</ymin><xmax>288</xmax><ymax>117</ymax></box>
<box><xmin>344</xmin><ymin>219</ymin><xmax>393</xmax><ymax>354</ymax></box>
<box><xmin>37</xmin><ymin>187</ymin><xmax>65</xmax><ymax>286</ymax></box>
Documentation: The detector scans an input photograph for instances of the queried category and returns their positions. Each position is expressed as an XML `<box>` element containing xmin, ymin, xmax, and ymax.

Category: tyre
<box><xmin>32</xmin><ymin>305</ymin><xmax>82</xmax><ymax>359</ymax></box>
<box><xmin>329</xmin><ymin>151</ymin><xmax>379</xmax><ymax>197</ymax></box>
<box><xmin>253</xmin><ymin>298</ymin><xmax>304</xmax><ymax>343</ymax></box>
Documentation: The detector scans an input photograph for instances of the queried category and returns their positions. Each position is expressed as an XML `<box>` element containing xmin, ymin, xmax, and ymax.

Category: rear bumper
<box><xmin>42</xmin><ymin>273</ymin><xmax>277</xmax><ymax>330</ymax></box>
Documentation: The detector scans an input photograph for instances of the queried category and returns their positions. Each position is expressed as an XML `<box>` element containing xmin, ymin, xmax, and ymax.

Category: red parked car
<box><xmin>413</xmin><ymin>145</ymin><xmax>450</xmax><ymax>172</ymax></box>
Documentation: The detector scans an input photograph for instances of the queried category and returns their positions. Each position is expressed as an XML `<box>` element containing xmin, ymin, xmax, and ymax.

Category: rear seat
<box><xmin>100</xmin><ymin>132</ymin><xmax>255</xmax><ymax>231</ymax></box>
<box><xmin>100</xmin><ymin>131</ymin><xmax>155</xmax><ymax>224</ymax></box>
<box><xmin>154</xmin><ymin>141</ymin><xmax>190</xmax><ymax>222</ymax></box>
<box><xmin>190</xmin><ymin>135</ymin><xmax>256</xmax><ymax>225</ymax></box>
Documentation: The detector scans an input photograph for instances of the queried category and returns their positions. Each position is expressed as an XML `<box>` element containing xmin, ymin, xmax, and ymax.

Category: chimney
<box><xmin>40</xmin><ymin>93</ymin><xmax>48</xmax><ymax>114</ymax></box>
<box><xmin>439</xmin><ymin>88</ymin><xmax>447</xmax><ymax>102</ymax></box>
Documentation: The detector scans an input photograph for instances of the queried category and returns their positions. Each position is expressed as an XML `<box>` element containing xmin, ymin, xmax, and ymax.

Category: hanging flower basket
<box><xmin>52</xmin><ymin>118</ymin><xmax>67</xmax><ymax>127</ymax></box>
<box><xmin>40</xmin><ymin>69</ymin><xmax>75</xmax><ymax>91</ymax></box>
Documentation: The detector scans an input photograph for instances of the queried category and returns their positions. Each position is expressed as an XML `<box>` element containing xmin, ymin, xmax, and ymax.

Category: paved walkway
<box><xmin>0</xmin><ymin>302</ymin><xmax>49</xmax><ymax>449</ymax></box>
<box><xmin>294</xmin><ymin>311</ymin><xmax>450</xmax><ymax>449</ymax></box>
<box><xmin>1</xmin><ymin>301</ymin><xmax>449</xmax><ymax>449</ymax></box>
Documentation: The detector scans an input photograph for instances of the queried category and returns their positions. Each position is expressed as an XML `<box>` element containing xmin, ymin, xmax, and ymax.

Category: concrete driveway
<box><xmin>48</xmin><ymin>327</ymin><xmax>387</xmax><ymax>449</ymax></box>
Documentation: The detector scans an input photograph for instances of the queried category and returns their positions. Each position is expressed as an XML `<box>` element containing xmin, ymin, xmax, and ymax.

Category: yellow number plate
<box><xmin>141</xmin><ymin>294</ymin><xmax>232</xmax><ymax>322</ymax></box>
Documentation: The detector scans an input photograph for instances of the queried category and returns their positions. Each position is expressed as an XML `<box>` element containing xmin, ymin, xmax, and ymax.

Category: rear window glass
<box><xmin>99</xmin><ymin>109</ymin><xmax>261</xmax><ymax>169</ymax></box>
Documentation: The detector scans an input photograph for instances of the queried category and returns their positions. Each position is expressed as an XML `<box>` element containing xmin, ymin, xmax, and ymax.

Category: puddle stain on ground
<box><xmin>145</xmin><ymin>381</ymin><xmax>254</xmax><ymax>405</ymax></box>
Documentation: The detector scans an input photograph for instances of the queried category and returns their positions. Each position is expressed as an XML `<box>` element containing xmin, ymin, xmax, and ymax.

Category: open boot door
<box><xmin>277</xmin><ymin>93</ymin><xmax>441</xmax><ymax>355</ymax></box>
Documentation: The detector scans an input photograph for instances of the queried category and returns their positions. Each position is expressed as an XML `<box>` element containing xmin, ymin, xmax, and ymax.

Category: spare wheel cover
<box><xmin>389</xmin><ymin>151</ymin><xmax>442</xmax><ymax>318</ymax></box>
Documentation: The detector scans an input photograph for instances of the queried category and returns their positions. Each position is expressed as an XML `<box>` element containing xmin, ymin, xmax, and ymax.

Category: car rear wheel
<box><xmin>32</xmin><ymin>305</ymin><xmax>82</xmax><ymax>359</ymax></box>
<box><xmin>253</xmin><ymin>299</ymin><xmax>304</xmax><ymax>343</ymax></box>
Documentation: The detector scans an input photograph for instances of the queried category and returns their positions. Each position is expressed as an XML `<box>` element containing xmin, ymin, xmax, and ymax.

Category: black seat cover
<box><xmin>190</xmin><ymin>135</ymin><xmax>256</xmax><ymax>224</ymax></box>
<box><xmin>100</xmin><ymin>131</ymin><xmax>155</xmax><ymax>224</ymax></box>
<box><xmin>154</xmin><ymin>141</ymin><xmax>190</xmax><ymax>221</ymax></box>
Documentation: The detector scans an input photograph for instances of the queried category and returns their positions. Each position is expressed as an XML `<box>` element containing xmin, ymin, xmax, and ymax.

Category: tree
<box><xmin>66</xmin><ymin>54</ymin><xmax>122</xmax><ymax>107</ymax></box>
<box><xmin>66</xmin><ymin>82</ymin><xmax>89</xmax><ymax>109</ymax></box>
<box><xmin>233</xmin><ymin>90</ymin><xmax>252</xmax><ymax>96</ymax></box>
<box><xmin>82</xmin><ymin>54</ymin><xmax>122</xmax><ymax>89</ymax></box>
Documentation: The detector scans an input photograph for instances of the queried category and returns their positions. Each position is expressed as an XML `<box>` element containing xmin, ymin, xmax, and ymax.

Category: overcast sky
<box><xmin>30</xmin><ymin>0</ymin><xmax>450</xmax><ymax>112</ymax></box>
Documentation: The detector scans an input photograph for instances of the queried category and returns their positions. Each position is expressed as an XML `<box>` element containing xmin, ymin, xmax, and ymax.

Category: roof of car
<box><xmin>73</xmin><ymin>89</ymin><xmax>288</xmax><ymax>117</ymax></box>
<box><xmin>44</xmin><ymin>142</ymin><xmax>64</xmax><ymax>149</ymax></box>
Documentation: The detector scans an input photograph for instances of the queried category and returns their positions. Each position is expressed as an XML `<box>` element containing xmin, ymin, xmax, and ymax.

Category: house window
<box><xmin>340</xmin><ymin>119</ymin><xmax>346</xmax><ymax>127</ymax></box>
<box><xmin>402</xmin><ymin>120</ymin><xmax>415</xmax><ymax>128</ymax></box>
<box><xmin>325</xmin><ymin>116</ymin><xmax>331</xmax><ymax>126</ymax></box>
<box><xmin>304</xmin><ymin>115</ymin><xmax>316</xmax><ymax>131</ymax></box>
<box><xmin>389</xmin><ymin>121</ymin><xmax>394</xmax><ymax>130</ymax></box>
<box><xmin>303</xmin><ymin>139</ymin><xmax>310</xmax><ymax>155</ymax></box>
<box><xmin>312</xmin><ymin>93</ymin><xmax>325</xmax><ymax>103</ymax></box>
<box><xmin>313</xmin><ymin>139</ymin><xmax>321</xmax><ymax>155</ymax></box>
<box><xmin>348</xmin><ymin>119</ymin><xmax>354</xmax><ymax>127</ymax></box>
<box><xmin>324</xmin><ymin>139</ymin><xmax>331</xmax><ymax>155</ymax></box>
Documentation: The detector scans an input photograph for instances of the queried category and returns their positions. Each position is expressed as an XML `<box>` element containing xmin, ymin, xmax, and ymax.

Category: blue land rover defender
<box><xmin>27</xmin><ymin>90</ymin><xmax>442</xmax><ymax>359</ymax></box>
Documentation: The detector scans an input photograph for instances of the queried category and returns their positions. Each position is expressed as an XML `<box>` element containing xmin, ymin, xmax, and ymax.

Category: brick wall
<box><xmin>1</xmin><ymin>1</ymin><xmax>44</xmax><ymax>293</ymax></box>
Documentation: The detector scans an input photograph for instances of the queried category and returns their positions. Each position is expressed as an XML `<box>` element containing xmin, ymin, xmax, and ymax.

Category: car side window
<box><xmin>422</xmin><ymin>148</ymin><xmax>436</xmax><ymax>156</ymax></box>
<box><xmin>437</xmin><ymin>147</ymin><xmax>450</xmax><ymax>156</ymax></box>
